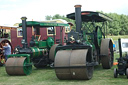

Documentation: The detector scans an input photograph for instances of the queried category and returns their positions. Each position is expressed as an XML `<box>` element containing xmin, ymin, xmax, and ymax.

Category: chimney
<box><xmin>74</xmin><ymin>5</ymin><xmax>82</xmax><ymax>33</ymax></box>
<box><xmin>21</xmin><ymin>17</ymin><xmax>28</xmax><ymax>48</ymax></box>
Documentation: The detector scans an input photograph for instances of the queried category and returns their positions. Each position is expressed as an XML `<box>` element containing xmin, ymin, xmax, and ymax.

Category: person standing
<box><xmin>0</xmin><ymin>41</ymin><xmax>11</xmax><ymax>61</ymax></box>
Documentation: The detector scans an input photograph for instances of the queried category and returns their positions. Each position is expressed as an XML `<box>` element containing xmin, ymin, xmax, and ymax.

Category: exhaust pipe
<box><xmin>74</xmin><ymin>5</ymin><xmax>82</xmax><ymax>33</ymax></box>
<box><xmin>118</xmin><ymin>38</ymin><xmax>122</xmax><ymax>58</ymax></box>
<box><xmin>21</xmin><ymin>17</ymin><xmax>28</xmax><ymax>48</ymax></box>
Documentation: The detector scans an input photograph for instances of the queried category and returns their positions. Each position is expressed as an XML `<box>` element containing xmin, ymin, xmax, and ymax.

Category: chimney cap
<box><xmin>21</xmin><ymin>17</ymin><xmax>27</xmax><ymax>20</ymax></box>
<box><xmin>74</xmin><ymin>5</ymin><xmax>82</xmax><ymax>8</ymax></box>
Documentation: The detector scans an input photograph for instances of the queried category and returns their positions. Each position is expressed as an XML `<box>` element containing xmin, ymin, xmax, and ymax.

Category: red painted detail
<box><xmin>81</xmin><ymin>12</ymin><xmax>90</xmax><ymax>15</ymax></box>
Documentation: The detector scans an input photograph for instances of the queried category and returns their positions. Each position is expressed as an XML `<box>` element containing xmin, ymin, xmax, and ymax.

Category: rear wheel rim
<box><xmin>101</xmin><ymin>39</ymin><xmax>114</xmax><ymax>69</ymax></box>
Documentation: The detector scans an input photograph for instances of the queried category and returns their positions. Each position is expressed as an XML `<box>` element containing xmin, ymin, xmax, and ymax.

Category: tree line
<box><xmin>45</xmin><ymin>13</ymin><xmax>128</xmax><ymax>35</ymax></box>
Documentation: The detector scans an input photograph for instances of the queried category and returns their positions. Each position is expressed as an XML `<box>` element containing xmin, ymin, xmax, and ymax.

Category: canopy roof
<box><xmin>19</xmin><ymin>21</ymin><xmax>69</xmax><ymax>27</ymax></box>
<box><xmin>0</xmin><ymin>26</ymin><xmax>17</xmax><ymax>30</ymax></box>
<box><xmin>67</xmin><ymin>11</ymin><xmax>112</xmax><ymax>22</ymax></box>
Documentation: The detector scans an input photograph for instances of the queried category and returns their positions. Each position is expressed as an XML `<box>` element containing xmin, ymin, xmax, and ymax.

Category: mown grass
<box><xmin>107</xmin><ymin>35</ymin><xmax>128</xmax><ymax>40</ymax></box>
<box><xmin>0</xmin><ymin>53</ymin><xmax>128</xmax><ymax>85</ymax></box>
<box><xmin>0</xmin><ymin>64</ymin><xmax>128</xmax><ymax>85</ymax></box>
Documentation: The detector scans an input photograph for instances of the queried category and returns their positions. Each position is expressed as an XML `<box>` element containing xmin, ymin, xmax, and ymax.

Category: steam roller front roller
<box><xmin>100</xmin><ymin>39</ymin><xmax>114</xmax><ymax>69</ymax></box>
<box><xmin>5</xmin><ymin>57</ymin><xmax>32</xmax><ymax>75</ymax></box>
<box><xmin>55</xmin><ymin>49</ymin><xmax>94</xmax><ymax>80</ymax></box>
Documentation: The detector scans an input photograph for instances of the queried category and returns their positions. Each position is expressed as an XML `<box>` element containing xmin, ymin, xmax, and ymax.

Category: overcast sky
<box><xmin>0</xmin><ymin>0</ymin><xmax>128</xmax><ymax>26</ymax></box>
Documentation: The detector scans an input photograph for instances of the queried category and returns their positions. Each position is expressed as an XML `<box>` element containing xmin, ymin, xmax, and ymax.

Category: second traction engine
<box><xmin>5</xmin><ymin>17</ymin><xmax>57</xmax><ymax>75</ymax></box>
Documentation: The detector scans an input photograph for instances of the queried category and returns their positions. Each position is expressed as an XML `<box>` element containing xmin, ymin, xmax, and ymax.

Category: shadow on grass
<box><xmin>115</xmin><ymin>75</ymin><xmax>128</xmax><ymax>79</ymax></box>
<box><xmin>94</xmin><ymin>65</ymin><xmax>103</xmax><ymax>71</ymax></box>
<box><xmin>33</xmin><ymin>66</ymin><xmax>53</xmax><ymax>70</ymax></box>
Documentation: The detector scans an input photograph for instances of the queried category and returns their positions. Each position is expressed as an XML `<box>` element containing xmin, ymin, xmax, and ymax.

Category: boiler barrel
<box><xmin>30</xmin><ymin>47</ymin><xmax>47</xmax><ymax>58</ymax></box>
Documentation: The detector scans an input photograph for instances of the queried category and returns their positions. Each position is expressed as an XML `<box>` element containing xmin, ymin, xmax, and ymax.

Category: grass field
<box><xmin>1</xmin><ymin>62</ymin><xmax>128</xmax><ymax>85</ymax></box>
<box><xmin>0</xmin><ymin>35</ymin><xmax>128</xmax><ymax>85</ymax></box>
<box><xmin>107</xmin><ymin>35</ymin><xmax>128</xmax><ymax>40</ymax></box>
<box><xmin>0</xmin><ymin>54</ymin><xmax>128</xmax><ymax>85</ymax></box>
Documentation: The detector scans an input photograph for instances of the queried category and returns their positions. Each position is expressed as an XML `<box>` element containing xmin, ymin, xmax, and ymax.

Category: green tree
<box><xmin>45</xmin><ymin>12</ymin><xmax>128</xmax><ymax>35</ymax></box>
<box><xmin>45</xmin><ymin>14</ymin><xmax>76</xmax><ymax>30</ymax></box>
<box><xmin>45</xmin><ymin>15</ymin><xmax>52</xmax><ymax>20</ymax></box>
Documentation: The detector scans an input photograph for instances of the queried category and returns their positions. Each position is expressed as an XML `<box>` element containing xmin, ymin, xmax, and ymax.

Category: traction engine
<box><xmin>54</xmin><ymin>5</ymin><xmax>114</xmax><ymax>80</ymax></box>
<box><xmin>5</xmin><ymin>17</ymin><xmax>57</xmax><ymax>75</ymax></box>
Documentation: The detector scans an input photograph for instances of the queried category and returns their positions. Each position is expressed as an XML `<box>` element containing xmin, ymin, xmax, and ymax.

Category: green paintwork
<box><xmin>30</xmin><ymin>47</ymin><xmax>41</xmax><ymax>57</ymax></box>
<box><xmin>46</xmin><ymin>37</ymin><xmax>54</xmax><ymax>48</ymax></box>
<box><xmin>38</xmin><ymin>37</ymin><xmax>54</xmax><ymax>48</ymax></box>
<box><xmin>30</xmin><ymin>47</ymin><xmax>48</xmax><ymax>58</ymax></box>
<box><xmin>97</xmin><ymin>28</ymin><xmax>102</xmax><ymax>46</ymax></box>
<box><xmin>39</xmin><ymin>41</ymin><xmax>47</xmax><ymax>48</ymax></box>
<box><xmin>34</xmin><ymin>40</ymin><xmax>39</xmax><ymax>47</ymax></box>
<box><xmin>19</xmin><ymin>21</ymin><xmax>69</xmax><ymax>27</ymax></box>
<box><xmin>33</xmin><ymin>37</ymin><xmax>54</xmax><ymax>48</ymax></box>
<box><xmin>83</xmin><ymin>30</ymin><xmax>96</xmax><ymax>51</ymax></box>
<box><xmin>82</xmin><ymin>28</ymin><xmax>102</xmax><ymax>51</ymax></box>
<box><xmin>7</xmin><ymin>54</ymin><xmax>31</xmax><ymax>63</ymax></box>
<box><xmin>23</xmin><ymin>58</ymin><xmax>32</xmax><ymax>75</ymax></box>
<box><xmin>83</xmin><ymin>30</ymin><xmax>88</xmax><ymax>41</ymax></box>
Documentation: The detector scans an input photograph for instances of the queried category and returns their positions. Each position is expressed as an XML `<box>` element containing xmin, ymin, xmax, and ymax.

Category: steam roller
<box><xmin>6</xmin><ymin>57</ymin><xmax>32</xmax><ymax>75</ymax></box>
<box><xmin>54</xmin><ymin>5</ymin><xmax>114</xmax><ymax>80</ymax></box>
<box><xmin>5</xmin><ymin>54</ymin><xmax>32</xmax><ymax>75</ymax></box>
<box><xmin>5</xmin><ymin>17</ymin><xmax>57</xmax><ymax>75</ymax></box>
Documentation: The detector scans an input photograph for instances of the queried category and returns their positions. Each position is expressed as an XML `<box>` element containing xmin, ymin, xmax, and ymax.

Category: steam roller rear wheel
<box><xmin>5</xmin><ymin>57</ymin><xmax>32</xmax><ymax>75</ymax></box>
<box><xmin>100</xmin><ymin>39</ymin><xmax>114</xmax><ymax>69</ymax></box>
<box><xmin>126</xmin><ymin>68</ymin><xmax>128</xmax><ymax>78</ymax></box>
<box><xmin>55</xmin><ymin>49</ymin><xmax>94</xmax><ymax>80</ymax></box>
<box><xmin>49</xmin><ymin>44</ymin><xmax>58</xmax><ymax>61</ymax></box>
